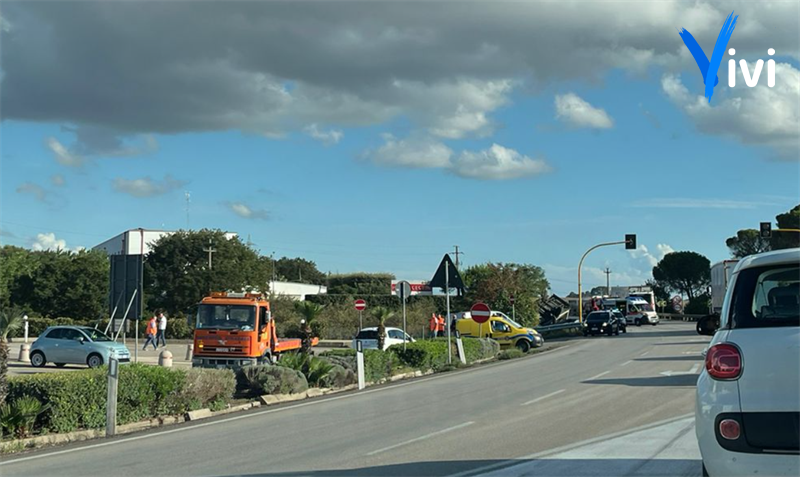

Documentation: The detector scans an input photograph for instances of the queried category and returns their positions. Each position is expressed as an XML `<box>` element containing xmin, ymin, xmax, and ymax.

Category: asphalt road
<box><xmin>1</xmin><ymin>321</ymin><xmax>709</xmax><ymax>477</ymax></box>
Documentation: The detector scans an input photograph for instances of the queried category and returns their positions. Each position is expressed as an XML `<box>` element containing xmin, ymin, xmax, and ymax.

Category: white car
<box><xmin>352</xmin><ymin>327</ymin><xmax>415</xmax><ymax>351</ymax></box>
<box><xmin>696</xmin><ymin>248</ymin><xmax>800</xmax><ymax>477</ymax></box>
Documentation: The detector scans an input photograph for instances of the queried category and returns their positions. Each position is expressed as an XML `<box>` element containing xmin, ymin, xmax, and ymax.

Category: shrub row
<box><xmin>390</xmin><ymin>338</ymin><xmax>499</xmax><ymax>370</ymax></box>
<box><xmin>318</xmin><ymin>349</ymin><xmax>397</xmax><ymax>383</ymax></box>
<box><xmin>7</xmin><ymin>364</ymin><xmax>235</xmax><ymax>434</ymax></box>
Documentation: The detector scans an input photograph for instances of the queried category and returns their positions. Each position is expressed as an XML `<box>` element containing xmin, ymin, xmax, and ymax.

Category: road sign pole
<box><xmin>446</xmin><ymin>261</ymin><xmax>451</xmax><ymax>365</ymax></box>
<box><xmin>512</xmin><ymin>303</ymin><xmax>516</xmax><ymax>323</ymax></box>
<box><xmin>106</xmin><ymin>357</ymin><xmax>119</xmax><ymax>437</ymax></box>
<box><xmin>356</xmin><ymin>340</ymin><xmax>365</xmax><ymax>390</ymax></box>
<box><xmin>359</xmin><ymin>310</ymin><xmax>363</xmax><ymax>330</ymax></box>
<box><xmin>402</xmin><ymin>296</ymin><xmax>407</xmax><ymax>351</ymax></box>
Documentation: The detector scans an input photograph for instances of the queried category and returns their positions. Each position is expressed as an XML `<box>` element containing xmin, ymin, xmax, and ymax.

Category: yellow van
<box><xmin>455</xmin><ymin>311</ymin><xmax>544</xmax><ymax>353</ymax></box>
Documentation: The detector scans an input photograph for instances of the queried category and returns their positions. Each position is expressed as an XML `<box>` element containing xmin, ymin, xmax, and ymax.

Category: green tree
<box><xmin>0</xmin><ymin>246</ymin><xmax>37</xmax><ymax>310</ymax></box>
<box><xmin>295</xmin><ymin>301</ymin><xmax>325</xmax><ymax>352</ymax></box>
<box><xmin>652</xmin><ymin>251</ymin><xmax>711</xmax><ymax>302</ymax></box>
<box><xmin>274</xmin><ymin>257</ymin><xmax>326</xmax><ymax>285</ymax></box>
<box><xmin>771</xmin><ymin>204</ymin><xmax>800</xmax><ymax>251</ymax></box>
<box><xmin>371</xmin><ymin>306</ymin><xmax>394</xmax><ymax>350</ymax></box>
<box><xmin>461</xmin><ymin>263</ymin><xmax>549</xmax><ymax>327</ymax></box>
<box><xmin>326</xmin><ymin>273</ymin><xmax>395</xmax><ymax>295</ymax></box>
<box><xmin>144</xmin><ymin>229</ymin><xmax>269</xmax><ymax>315</ymax></box>
<box><xmin>726</xmin><ymin>229</ymin><xmax>771</xmax><ymax>258</ymax></box>
<box><xmin>0</xmin><ymin>308</ymin><xmax>23</xmax><ymax>406</ymax></box>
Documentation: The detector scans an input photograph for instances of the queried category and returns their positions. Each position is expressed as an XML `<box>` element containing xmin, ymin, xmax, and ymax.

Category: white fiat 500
<box><xmin>696</xmin><ymin>248</ymin><xmax>800</xmax><ymax>476</ymax></box>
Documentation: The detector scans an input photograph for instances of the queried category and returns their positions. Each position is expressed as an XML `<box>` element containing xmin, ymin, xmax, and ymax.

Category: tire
<box><xmin>55</xmin><ymin>363</ymin><xmax>67</xmax><ymax>368</ymax></box>
<box><xmin>635</xmin><ymin>319</ymin><xmax>641</xmax><ymax>327</ymax></box>
<box><xmin>652</xmin><ymin>322</ymin><xmax>658</xmax><ymax>326</ymax></box>
<box><xmin>515</xmin><ymin>340</ymin><xmax>531</xmax><ymax>353</ymax></box>
<box><xmin>30</xmin><ymin>351</ymin><xmax>46</xmax><ymax>368</ymax></box>
<box><xmin>607</xmin><ymin>327</ymin><xmax>614</xmax><ymax>337</ymax></box>
<box><xmin>615</xmin><ymin>326</ymin><xmax>620</xmax><ymax>336</ymax></box>
<box><xmin>87</xmin><ymin>353</ymin><xmax>104</xmax><ymax>368</ymax></box>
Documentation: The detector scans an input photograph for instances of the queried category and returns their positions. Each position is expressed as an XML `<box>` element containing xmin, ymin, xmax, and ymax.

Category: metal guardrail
<box><xmin>535</xmin><ymin>322</ymin><xmax>582</xmax><ymax>333</ymax></box>
<box><xmin>659</xmin><ymin>313</ymin><xmax>706</xmax><ymax>322</ymax></box>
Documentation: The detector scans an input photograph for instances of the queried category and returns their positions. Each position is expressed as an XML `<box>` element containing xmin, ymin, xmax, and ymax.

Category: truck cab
<box><xmin>455</xmin><ymin>311</ymin><xmax>543</xmax><ymax>353</ymax></box>
<box><xmin>191</xmin><ymin>292</ymin><xmax>306</xmax><ymax>368</ymax></box>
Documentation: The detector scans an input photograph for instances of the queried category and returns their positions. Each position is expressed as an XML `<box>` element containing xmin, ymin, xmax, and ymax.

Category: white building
<box><xmin>93</xmin><ymin>228</ymin><xmax>238</xmax><ymax>256</ymax></box>
<box><xmin>269</xmin><ymin>281</ymin><xmax>328</xmax><ymax>301</ymax></box>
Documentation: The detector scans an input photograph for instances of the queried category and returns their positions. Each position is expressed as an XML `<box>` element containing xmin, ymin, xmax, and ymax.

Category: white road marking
<box><xmin>586</xmin><ymin>371</ymin><xmax>610</xmax><ymax>381</ymax></box>
<box><xmin>521</xmin><ymin>389</ymin><xmax>565</xmax><ymax>406</ymax></box>
<box><xmin>689</xmin><ymin>363</ymin><xmax>701</xmax><ymax>374</ymax></box>
<box><xmin>620</xmin><ymin>360</ymin><xmax>632</xmax><ymax>367</ymax></box>
<box><xmin>639</xmin><ymin>351</ymin><xmax>649</xmax><ymax>357</ymax></box>
<box><xmin>447</xmin><ymin>413</ymin><xmax>695</xmax><ymax>477</ymax></box>
<box><xmin>366</xmin><ymin>421</ymin><xmax>474</xmax><ymax>456</ymax></box>
<box><xmin>660</xmin><ymin>363</ymin><xmax>702</xmax><ymax>377</ymax></box>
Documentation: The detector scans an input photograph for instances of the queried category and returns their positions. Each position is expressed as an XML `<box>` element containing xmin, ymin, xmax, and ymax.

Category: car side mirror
<box><xmin>697</xmin><ymin>315</ymin><xmax>718</xmax><ymax>336</ymax></box>
<box><xmin>78</xmin><ymin>337</ymin><xmax>85</xmax><ymax>344</ymax></box>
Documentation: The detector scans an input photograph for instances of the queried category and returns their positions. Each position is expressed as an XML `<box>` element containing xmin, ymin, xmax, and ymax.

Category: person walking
<box><xmin>429</xmin><ymin>313</ymin><xmax>438</xmax><ymax>339</ymax></box>
<box><xmin>156</xmin><ymin>310</ymin><xmax>168</xmax><ymax>348</ymax></box>
<box><xmin>143</xmin><ymin>313</ymin><xmax>158</xmax><ymax>351</ymax></box>
<box><xmin>436</xmin><ymin>314</ymin><xmax>446</xmax><ymax>338</ymax></box>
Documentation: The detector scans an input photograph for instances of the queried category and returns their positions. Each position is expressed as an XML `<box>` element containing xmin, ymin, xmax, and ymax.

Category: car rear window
<box><xmin>587</xmin><ymin>312</ymin><xmax>609</xmax><ymax>322</ymax></box>
<box><xmin>730</xmin><ymin>263</ymin><xmax>800</xmax><ymax>329</ymax></box>
<box><xmin>355</xmin><ymin>330</ymin><xmax>379</xmax><ymax>340</ymax></box>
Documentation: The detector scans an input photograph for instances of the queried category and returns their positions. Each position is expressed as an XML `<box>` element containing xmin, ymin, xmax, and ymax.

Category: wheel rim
<box><xmin>89</xmin><ymin>356</ymin><xmax>102</xmax><ymax>367</ymax></box>
<box><xmin>32</xmin><ymin>353</ymin><xmax>44</xmax><ymax>366</ymax></box>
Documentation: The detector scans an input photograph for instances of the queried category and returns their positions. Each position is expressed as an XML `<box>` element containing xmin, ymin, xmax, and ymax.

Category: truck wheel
<box><xmin>515</xmin><ymin>340</ymin><xmax>531</xmax><ymax>353</ymax></box>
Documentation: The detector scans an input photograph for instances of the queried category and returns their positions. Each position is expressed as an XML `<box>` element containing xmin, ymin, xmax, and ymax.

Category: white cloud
<box><xmin>554</xmin><ymin>93</ymin><xmax>614</xmax><ymax>129</ymax></box>
<box><xmin>304</xmin><ymin>124</ymin><xmax>344</xmax><ymax>145</ymax></box>
<box><xmin>51</xmin><ymin>174</ymin><xmax>65</xmax><ymax>187</ymax></box>
<box><xmin>112</xmin><ymin>175</ymin><xmax>186</xmax><ymax>198</ymax></box>
<box><xmin>631</xmin><ymin>197</ymin><xmax>781</xmax><ymax>209</ymax></box>
<box><xmin>366</xmin><ymin>133</ymin><xmax>453</xmax><ymax>169</ymax></box>
<box><xmin>628</xmin><ymin>243</ymin><xmax>674</xmax><ymax>270</ymax></box>
<box><xmin>451</xmin><ymin>144</ymin><xmax>551</xmax><ymax>180</ymax></box>
<box><xmin>16</xmin><ymin>182</ymin><xmax>48</xmax><ymax>202</ymax></box>
<box><xmin>46</xmin><ymin>137</ymin><xmax>84</xmax><ymax>167</ymax></box>
<box><xmin>225</xmin><ymin>202</ymin><xmax>269</xmax><ymax>220</ymax></box>
<box><xmin>30</xmin><ymin>233</ymin><xmax>83</xmax><ymax>252</ymax></box>
<box><xmin>662</xmin><ymin>64</ymin><xmax>800</xmax><ymax>158</ymax></box>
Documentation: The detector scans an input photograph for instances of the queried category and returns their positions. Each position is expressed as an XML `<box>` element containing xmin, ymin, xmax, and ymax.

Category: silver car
<box><xmin>30</xmin><ymin>326</ymin><xmax>131</xmax><ymax>368</ymax></box>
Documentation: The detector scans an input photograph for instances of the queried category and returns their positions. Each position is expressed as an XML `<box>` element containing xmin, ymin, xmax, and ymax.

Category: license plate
<box><xmin>216</xmin><ymin>347</ymin><xmax>230</xmax><ymax>352</ymax></box>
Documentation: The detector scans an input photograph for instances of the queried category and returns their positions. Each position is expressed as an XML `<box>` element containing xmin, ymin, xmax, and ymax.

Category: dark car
<box><xmin>611</xmin><ymin>309</ymin><xmax>627</xmax><ymax>334</ymax></box>
<box><xmin>583</xmin><ymin>311</ymin><xmax>620</xmax><ymax>336</ymax></box>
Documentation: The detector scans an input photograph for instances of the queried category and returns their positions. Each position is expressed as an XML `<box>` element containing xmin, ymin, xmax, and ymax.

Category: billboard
<box><xmin>109</xmin><ymin>254</ymin><xmax>143</xmax><ymax>333</ymax></box>
<box><xmin>390</xmin><ymin>280</ymin><xmax>433</xmax><ymax>297</ymax></box>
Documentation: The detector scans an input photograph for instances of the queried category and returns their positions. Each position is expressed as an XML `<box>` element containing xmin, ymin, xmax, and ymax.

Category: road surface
<box><xmin>1</xmin><ymin>321</ymin><xmax>708</xmax><ymax>477</ymax></box>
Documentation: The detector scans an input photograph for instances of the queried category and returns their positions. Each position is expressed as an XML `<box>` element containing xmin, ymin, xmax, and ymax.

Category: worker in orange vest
<box><xmin>429</xmin><ymin>313</ymin><xmax>439</xmax><ymax>339</ymax></box>
<box><xmin>436</xmin><ymin>314</ymin><xmax>446</xmax><ymax>337</ymax></box>
<box><xmin>142</xmin><ymin>313</ymin><xmax>158</xmax><ymax>351</ymax></box>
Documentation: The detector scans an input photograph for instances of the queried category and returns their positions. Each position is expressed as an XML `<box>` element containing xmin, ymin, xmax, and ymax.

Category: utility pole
<box><xmin>184</xmin><ymin>191</ymin><xmax>191</xmax><ymax>230</ymax></box>
<box><xmin>604</xmin><ymin>268</ymin><xmax>612</xmax><ymax>296</ymax></box>
<box><xmin>452</xmin><ymin>245</ymin><xmax>463</xmax><ymax>270</ymax></box>
<box><xmin>203</xmin><ymin>239</ymin><xmax>216</xmax><ymax>270</ymax></box>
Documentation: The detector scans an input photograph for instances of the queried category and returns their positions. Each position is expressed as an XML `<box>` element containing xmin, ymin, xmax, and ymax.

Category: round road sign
<box><xmin>354</xmin><ymin>299</ymin><xmax>367</xmax><ymax>312</ymax></box>
<box><xmin>509</xmin><ymin>294</ymin><xmax>515</xmax><ymax>305</ymax></box>
<box><xmin>470</xmin><ymin>302</ymin><xmax>491</xmax><ymax>324</ymax></box>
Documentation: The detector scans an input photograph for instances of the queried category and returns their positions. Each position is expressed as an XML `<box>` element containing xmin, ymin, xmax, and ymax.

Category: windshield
<box><xmin>196</xmin><ymin>304</ymin><xmax>256</xmax><ymax>331</ymax></box>
<box><xmin>587</xmin><ymin>313</ymin><xmax>610</xmax><ymax>322</ymax></box>
<box><xmin>81</xmin><ymin>328</ymin><xmax>112</xmax><ymax>342</ymax></box>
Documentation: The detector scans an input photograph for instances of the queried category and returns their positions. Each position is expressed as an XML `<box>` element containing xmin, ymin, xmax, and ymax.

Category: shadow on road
<box><xmin>634</xmin><ymin>356</ymin><xmax>703</xmax><ymax>362</ymax></box>
<box><xmin>653</xmin><ymin>341</ymin><xmax>709</xmax><ymax>346</ymax></box>
<box><xmin>219</xmin><ymin>458</ymin><xmax>701</xmax><ymax>477</ymax></box>
<box><xmin>615</xmin><ymin>329</ymin><xmax>700</xmax><ymax>339</ymax></box>
<box><xmin>584</xmin><ymin>375</ymin><xmax>699</xmax><ymax>387</ymax></box>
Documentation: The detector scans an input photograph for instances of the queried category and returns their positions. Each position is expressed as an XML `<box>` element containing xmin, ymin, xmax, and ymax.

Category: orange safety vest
<box><xmin>429</xmin><ymin>314</ymin><xmax>439</xmax><ymax>332</ymax></box>
<box><xmin>147</xmin><ymin>318</ymin><xmax>158</xmax><ymax>336</ymax></box>
<box><xmin>436</xmin><ymin>315</ymin><xmax>445</xmax><ymax>332</ymax></box>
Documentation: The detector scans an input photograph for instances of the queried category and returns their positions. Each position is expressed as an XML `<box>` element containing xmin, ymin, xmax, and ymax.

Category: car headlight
<box><xmin>602</xmin><ymin>323</ymin><xmax>608</xmax><ymax>327</ymax></box>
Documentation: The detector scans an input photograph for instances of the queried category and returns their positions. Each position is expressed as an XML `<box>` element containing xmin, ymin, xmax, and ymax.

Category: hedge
<box><xmin>7</xmin><ymin>365</ymin><xmax>235</xmax><ymax>434</ymax></box>
<box><xmin>318</xmin><ymin>349</ymin><xmax>396</xmax><ymax>383</ymax></box>
<box><xmin>390</xmin><ymin>338</ymin><xmax>499</xmax><ymax>370</ymax></box>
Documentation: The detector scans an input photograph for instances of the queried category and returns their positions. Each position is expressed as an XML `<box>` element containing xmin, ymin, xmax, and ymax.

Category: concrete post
<box><xmin>158</xmin><ymin>350</ymin><xmax>173</xmax><ymax>368</ymax></box>
<box><xmin>185</xmin><ymin>344</ymin><xmax>193</xmax><ymax>360</ymax></box>
<box><xmin>18</xmin><ymin>343</ymin><xmax>31</xmax><ymax>363</ymax></box>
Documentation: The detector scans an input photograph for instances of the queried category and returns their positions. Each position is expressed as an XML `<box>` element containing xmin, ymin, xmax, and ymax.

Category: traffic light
<box><xmin>760</xmin><ymin>222</ymin><xmax>772</xmax><ymax>239</ymax></box>
<box><xmin>625</xmin><ymin>234</ymin><xmax>637</xmax><ymax>250</ymax></box>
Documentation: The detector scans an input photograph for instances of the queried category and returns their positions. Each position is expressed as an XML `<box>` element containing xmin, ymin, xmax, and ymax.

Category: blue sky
<box><xmin>1</xmin><ymin>1</ymin><xmax>798</xmax><ymax>295</ymax></box>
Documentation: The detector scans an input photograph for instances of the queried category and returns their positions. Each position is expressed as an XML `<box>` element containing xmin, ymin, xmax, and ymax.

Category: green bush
<box><xmin>391</xmin><ymin>338</ymin><xmax>500</xmax><ymax>370</ymax></box>
<box><xmin>462</xmin><ymin>338</ymin><xmax>501</xmax><ymax>363</ymax></box>
<box><xmin>498</xmin><ymin>349</ymin><xmax>525</xmax><ymax>360</ymax></box>
<box><xmin>236</xmin><ymin>365</ymin><xmax>308</xmax><ymax>396</ymax></box>
<box><xmin>0</xmin><ymin>396</ymin><xmax>50</xmax><ymax>438</ymax></box>
<box><xmin>278</xmin><ymin>353</ymin><xmax>334</xmax><ymax>387</ymax></box>
<box><xmin>165</xmin><ymin>315</ymin><xmax>194</xmax><ymax>340</ymax></box>
<box><xmin>7</xmin><ymin>365</ymin><xmax>235</xmax><ymax>434</ymax></box>
<box><xmin>319</xmin><ymin>365</ymin><xmax>357</xmax><ymax>388</ymax></box>
<box><xmin>318</xmin><ymin>348</ymin><xmax>395</xmax><ymax>382</ymax></box>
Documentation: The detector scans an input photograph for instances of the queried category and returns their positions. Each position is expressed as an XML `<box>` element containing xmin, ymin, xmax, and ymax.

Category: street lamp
<box><xmin>577</xmin><ymin>236</ymin><xmax>636</xmax><ymax>323</ymax></box>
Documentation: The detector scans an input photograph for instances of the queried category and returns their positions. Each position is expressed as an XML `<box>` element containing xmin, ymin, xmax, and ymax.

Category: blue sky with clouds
<box><xmin>1</xmin><ymin>1</ymin><xmax>798</xmax><ymax>295</ymax></box>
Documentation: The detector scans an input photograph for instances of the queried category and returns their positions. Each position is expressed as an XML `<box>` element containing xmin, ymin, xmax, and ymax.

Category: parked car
<box><xmin>696</xmin><ymin>248</ymin><xmax>800</xmax><ymax>477</ymax></box>
<box><xmin>582</xmin><ymin>311</ymin><xmax>620</xmax><ymax>336</ymax></box>
<box><xmin>455</xmin><ymin>311</ymin><xmax>543</xmax><ymax>352</ymax></box>
<box><xmin>352</xmin><ymin>327</ymin><xmax>415</xmax><ymax>351</ymax></box>
<box><xmin>610</xmin><ymin>309</ymin><xmax>628</xmax><ymax>333</ymax></box>
<box><xmin>30</xmin><ymin>326</ymin><xmax>132</xmax><ymax>368</ymax></box>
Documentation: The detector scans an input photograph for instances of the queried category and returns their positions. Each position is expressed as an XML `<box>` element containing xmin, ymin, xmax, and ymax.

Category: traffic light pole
<box><xmin>578</xmin><ymin>240</ymin><xmax>628</xmax><ymax>324</ymax></box>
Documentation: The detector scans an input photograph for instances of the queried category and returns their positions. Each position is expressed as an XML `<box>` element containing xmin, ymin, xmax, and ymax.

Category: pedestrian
<box><xmin>429</xmin><ymin>313</ymin><xmax>438</xmax><ymax>339</ymax></box>
<box><xmin>157</xmin><ymin>310</ymin><xmax>168</xmax><ymax>348</ymax></box>
<box><xmin>143</xmin><ymin>313</ymin><xmax>158</xmax><ymax>351</ymax></box>
<box><xmin>436</xmin><ymin>314</ymin><xmax>446</xmax><ymax>338</ymax></box>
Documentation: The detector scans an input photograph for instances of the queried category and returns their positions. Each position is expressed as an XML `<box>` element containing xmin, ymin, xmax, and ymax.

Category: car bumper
<box><xmin>696</xmin><ymin>372</ymin><xmax>800</xmax><ymax>477</ymax></box>
<box><xmin>192</xmin><ymin>356</ymin><xmax>258</xmax><ymax>368</ymax></box>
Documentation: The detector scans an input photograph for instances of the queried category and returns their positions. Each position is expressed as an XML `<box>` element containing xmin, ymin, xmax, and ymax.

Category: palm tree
<box><xmin>0</xmin><ymin>309</ymin><xmax>23</xmax><ymax>407</ymax></box>
<box><xmin>371</xmin><ymin>306</ymin><xmax>395</xmax><ymax>351</ymax></box>
<box><xmin>295</xmin><ymin>301</ymin><xmax>324</xmax><ymax>353</ymax></box>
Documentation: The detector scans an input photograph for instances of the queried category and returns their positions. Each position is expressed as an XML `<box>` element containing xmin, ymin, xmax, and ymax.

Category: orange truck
<box><xmin>191</xmin><ymin>291</ymin><xmax>315</xmax><ymax>368</ymax></box>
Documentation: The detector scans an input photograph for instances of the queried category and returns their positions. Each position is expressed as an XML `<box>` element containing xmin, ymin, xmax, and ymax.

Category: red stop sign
<box><xmin>354</xmin><ymin>299</ymin><xmax>366</xmax><ymax>311</ymax></box>
<box><xmin>470</xmin><ymin>302</ymin><xmax>491</xmax><ymax>324</ymax></box>
<box><xmin>509</xmin><ymin>295</ymin><xmax>515</xmax><ymax>305</ymax></box>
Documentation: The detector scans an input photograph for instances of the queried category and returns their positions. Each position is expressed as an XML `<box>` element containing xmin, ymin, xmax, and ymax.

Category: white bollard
<box><xmin>185</xmin><ymin>344</ymin><xmax>193</xmax><ymax>360</ymax></box>
<box><xmin>158</xmin><ymin>350</ymin><xmax>173</xmax><ymax>368</ymax></box>
<box><xmin>18</xmin><ymin>343</ymin><xmax>30</xmax><ymax>363</ymax></box>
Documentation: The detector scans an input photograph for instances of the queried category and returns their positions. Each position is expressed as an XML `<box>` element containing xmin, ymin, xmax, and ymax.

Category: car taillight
<box><xmin>719</xmin><ymin>419</ymin><xmax>741</xmax><ymax>440</ymax></box>
<box><xmin>706</xmin><ymin>343</ymin><xmax>742</xmax><ymax>380</ymax></box>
